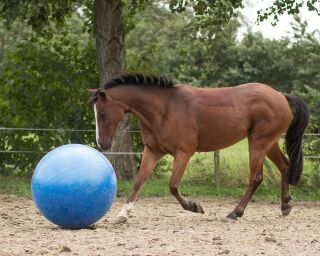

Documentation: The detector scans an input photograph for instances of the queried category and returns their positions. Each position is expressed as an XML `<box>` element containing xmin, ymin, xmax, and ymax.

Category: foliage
<box><xmin>0</xmin><ymin>0</ymin><xmax>76</xmax><ymax>35</ymax></box>
<box><xmin>126</xmin><ymin>4</ymin><xmax>319</xmax><ymax>177</ymax></box>
<box><xmin>0</xmin><ymin>0</ymin><xmax>150</xmax><ymax>35</ymax></box>
<box><xmin>169</xmin><ymin>0</ymin><xmax>244</xmax><ymax>38</ymax></box>
<box><xmin>258</xmin><ymin>0</ymin><xmax>320</xmax><ymax>25</ymax></box>
<box><xmin>0</xmin><ymin>2</ymin><xmax>319</xmax><ymax>180</ymax></box>
<box><xmin>167</xmin><ymin>0</ymin><xmax>320</xmax><ymax>38</ymax></box>
<box><xmin>2</xmin><ymin>0</ymin><xmax>318</xmax><ymax>39</ymax></box>
<box><xmin>0</xmin><ymin>16</ymin><xmax>98</xmax><ymax>175</ymax></box>
<box><xmin>125</xmin><ymin>5</ymin><xmax>318</xmax><ymax>91</ymax></box>
<box><xmin>125</xmin><ymin>4</ymin><xmax>241</xmax><ymax>85</ymax></box>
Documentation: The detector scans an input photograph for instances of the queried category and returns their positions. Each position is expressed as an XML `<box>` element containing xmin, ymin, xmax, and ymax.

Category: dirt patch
<box><xmin>1</xmin><ymin>195</ymin><xmax>320</xmax><ymax>256</ymax></box>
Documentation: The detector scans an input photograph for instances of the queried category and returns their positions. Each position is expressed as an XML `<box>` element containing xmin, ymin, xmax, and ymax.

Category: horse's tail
<box><xmin>283</xmin><ymin>93</ymin><xmax>309</xmax><ymax>185</ymax></box>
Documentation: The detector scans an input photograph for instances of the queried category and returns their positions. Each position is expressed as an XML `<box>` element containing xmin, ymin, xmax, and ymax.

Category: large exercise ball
<box><xmin>31</xmin><ymin>144</ymin><xmax>117</xmax><ymax>229</ymax></box>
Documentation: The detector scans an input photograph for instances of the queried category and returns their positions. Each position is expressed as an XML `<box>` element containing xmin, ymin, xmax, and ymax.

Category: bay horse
<box><xmin>89</xmin><ymin>74</ymin><xmax>309</xmax><ymax>224</ymax></box>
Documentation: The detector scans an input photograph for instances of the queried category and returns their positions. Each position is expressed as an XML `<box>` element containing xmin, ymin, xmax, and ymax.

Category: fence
<box><xmin>0</xmin><ymin>127</ymin><xmax>319</xmax><ymax>185</ymax></box>
<box><xmin>213</xmin><ymin>133</ymin><xmax>320</xmax><ymax>186</ymax></box>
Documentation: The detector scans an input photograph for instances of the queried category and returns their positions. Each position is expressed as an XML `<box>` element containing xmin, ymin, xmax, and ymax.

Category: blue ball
<box><xmin>31</xmin><ymin>144</ymin><xmax>117</xmax><ymax>229</ymax></box>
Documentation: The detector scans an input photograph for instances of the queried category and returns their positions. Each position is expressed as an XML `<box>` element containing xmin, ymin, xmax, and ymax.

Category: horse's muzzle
<box><xmin>98</xmin><ymin>138</ymin><xmax>113</xmax><ymax>150</ymax></box>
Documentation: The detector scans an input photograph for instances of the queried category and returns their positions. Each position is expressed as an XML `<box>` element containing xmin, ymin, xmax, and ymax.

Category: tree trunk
<box><xmin>94</xmin><ymin>0</ymin><xmax>135</xmax><ymax>179</ymax></box>
<box><xmin>0</xmin><ymin>32</ymin><xmax>5</xmax><ymax>74</ymax></box>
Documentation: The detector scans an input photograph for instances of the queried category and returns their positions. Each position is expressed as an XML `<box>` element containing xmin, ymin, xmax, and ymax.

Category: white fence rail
<box><xmin>0</xmin><ymin>127</ymin><xmax>319</xmax><ymax>159</ymax></box>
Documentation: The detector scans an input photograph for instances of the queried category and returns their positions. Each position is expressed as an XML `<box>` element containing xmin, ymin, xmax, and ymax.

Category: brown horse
<box><xmin>89</xmin><ymin>74</ymin><xmax>309</xmax><ymax>224</ymax></box>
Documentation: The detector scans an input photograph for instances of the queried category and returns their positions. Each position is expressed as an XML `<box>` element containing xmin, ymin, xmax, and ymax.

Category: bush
<box><xmin>0</xmin><ymin>18</ymin><xmax>98</xmax><ymax>175</ymax></box>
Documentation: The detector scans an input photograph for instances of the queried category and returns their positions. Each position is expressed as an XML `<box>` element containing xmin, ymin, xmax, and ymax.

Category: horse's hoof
<box><xmin>281</xmin><ymin>204</ymin><xmax>292</xmax><ymax>216</ymax></box>
<box><xmin>113</xmin><ymin>215</ymin><xmax>128</xmax><ymax>224</ymax></box>
<box><xmin>226</xmin><ymin>209</ymin><xmax>243</xmax><ymax>220</ymax></box>
<box><xmin>187</xmin><ymin>201</ymin><xmax>204</xmax><ymax>213</ymax></box>
<box><xmin>226</xmin><ymin>211</ymin><xmax>238</xmax><ymax>220</ymax></box>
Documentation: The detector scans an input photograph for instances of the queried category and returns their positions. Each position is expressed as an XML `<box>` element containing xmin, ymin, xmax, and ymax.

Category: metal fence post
<box><xmin>214</xmin><ymin>150</ymin><xmax>220</xmax><ymax>187</ymax></box>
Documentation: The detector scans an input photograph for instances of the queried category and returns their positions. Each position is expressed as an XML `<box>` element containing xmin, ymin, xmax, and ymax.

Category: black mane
<box><xmin>102</xmin><ymin>74</ymin><xmax>174</xmax><ymax>89</ymax></box>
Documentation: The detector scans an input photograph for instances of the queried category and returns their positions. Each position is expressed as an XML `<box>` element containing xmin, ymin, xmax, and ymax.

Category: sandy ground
<box><xmin>1</xmin><ymin>195</ymin><xmax>320</xmax><ymax>256</ymax></box>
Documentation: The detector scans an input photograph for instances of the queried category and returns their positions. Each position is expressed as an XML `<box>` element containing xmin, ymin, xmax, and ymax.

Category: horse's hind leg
<box><xmin>227</xmin><ymin>137</ymin><xmax>272</xmax><ymax>220</ymax></box>
<box><xmin>267</xmin><ymin>143</ymin><xmax>292</xmax><ymax>216</ymax></box>
<box><xmin>169</xmin><ymin>151</ymin><xmax>204</xmax><ymax>213</ymax></box>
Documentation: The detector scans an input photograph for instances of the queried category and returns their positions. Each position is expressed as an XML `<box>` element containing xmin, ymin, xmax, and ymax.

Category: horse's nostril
<box><xmin>98</xmin><ymin>140</ymin><xmax>112</xmax><ymax>150</ymax></box>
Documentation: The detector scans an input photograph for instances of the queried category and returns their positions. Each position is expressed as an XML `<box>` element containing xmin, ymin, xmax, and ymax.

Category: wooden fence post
<box><xmin>214</xmin><ymin>150</ymin><xmax>221</xmax><ymax>187</ymax></box>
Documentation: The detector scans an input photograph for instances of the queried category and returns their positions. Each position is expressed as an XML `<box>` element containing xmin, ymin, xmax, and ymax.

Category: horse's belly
<box><xmin>195</xmin><ymin>111</ymin><xmax>249</xmax><ymax>152</ymax></box>
<box><xmin>196</xmin><ymin>131</ymin><xmax>247</xmax><ymax>152</ymax></box>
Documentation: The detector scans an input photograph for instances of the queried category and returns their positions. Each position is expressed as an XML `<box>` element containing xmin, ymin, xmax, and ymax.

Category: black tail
<box><xmin>284</xmin><ymin>94</ymin><xmax>309</xmax><ymax>185</ymax></box>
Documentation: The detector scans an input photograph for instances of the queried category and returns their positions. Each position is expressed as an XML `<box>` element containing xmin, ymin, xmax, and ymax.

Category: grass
<box><xmin>0</xmin><ymin>175</ymin><xmax>32</xmax><ymax>197</ymax></box>
<box><xmin>119</xmin><ymin>176</ymin><xmax>320</xmax><ymax>201</ymax></box>
<box><xmin>2</xmin><ymin>174</ymin><xmax>320</xmax><ymax>202</ymax></box>
<box><xmin>1</xmin><ymin>139</ymin><xmax>319</xmax><ymax>201</ymax></box>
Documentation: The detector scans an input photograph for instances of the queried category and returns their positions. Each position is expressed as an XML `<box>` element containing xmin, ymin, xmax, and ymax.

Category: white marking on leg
<box><xmin>114</xmin><ymin>202</ymin><xmax>134</xmax><ymax>224</ymax></box>
<box><xmin>94</xmin><ymin>104</ymin><xmax>99</xmax><ymax>147</ymax></box>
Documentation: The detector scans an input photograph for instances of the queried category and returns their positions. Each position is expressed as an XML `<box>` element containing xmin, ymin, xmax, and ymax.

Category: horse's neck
<box><xmin>109</xmin><ymin>86</ymin><xmax>169</xmax><ymax>128</ymax></box>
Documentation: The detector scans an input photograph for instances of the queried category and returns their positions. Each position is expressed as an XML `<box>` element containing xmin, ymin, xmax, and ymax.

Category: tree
<box><xmin>0</xmin><ymin>16</ymin><xmax>98</xmax><ymax>175</ymax></box>
<box><xmin>0</xmin><ymin>0</ymin><xmax>243</xmax><ymax>179</ymax></box>
<box><xmin>93</xmin><ymin>0</ymin><xmax>135</xmax><ymax>179</ymax></box>
<box><xmin>168</xmin><ymin>0</ymin><xmax>320</xmax><ymax>37</ymax></box>
<box><xmin>257</xmin><ymin>0</ymin><xmax>320</xmax><ymax>25</ymax></box>
<box><xmin>0</xmin><ymin>0</ymin><xmax>135</xmax><ymax>179</ymax></box>
<box><xmin>1</xmin><ymin>0</ymin><xmax>319</xmax><ymax>179</ymax></box>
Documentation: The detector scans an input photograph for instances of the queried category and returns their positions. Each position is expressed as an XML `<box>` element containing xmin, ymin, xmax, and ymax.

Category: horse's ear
<box><xmin>87</xmin><ymin>89</ymin><xmax>106</xmax><ymax>100</ymax></box>
<box><xmin>87</xmin><ymin>89</ymin><xmax>98</xmax><ymax>94</ymax></box>
<box><xmin>97</xmin><ymin>90</ymin><xmax>106</xmax><ymax>100</ymax></box>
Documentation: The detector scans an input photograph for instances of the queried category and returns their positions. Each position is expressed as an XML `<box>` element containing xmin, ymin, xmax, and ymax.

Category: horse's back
<box><xmin>182</xmin><ymin>82</ymin><xmax>291</xmax><ymax>119</ymax></box>
<box><xmin>174</xmin><ymin>83</ymin><xmax>292</xmax><ymax>152</ymax></box>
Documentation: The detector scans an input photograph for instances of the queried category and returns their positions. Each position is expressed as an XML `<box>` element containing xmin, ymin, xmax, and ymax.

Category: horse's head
<box><xmin>89</xmin><ymin>89</ymin><xmax>127</xmax><ymax>150</ymax></box>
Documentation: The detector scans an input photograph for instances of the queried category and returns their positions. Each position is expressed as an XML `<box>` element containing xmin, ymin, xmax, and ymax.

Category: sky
<box><xmin>238</xmin><ymin>0</ymin><xmax>320</xmax><ymax>40</ymax></box>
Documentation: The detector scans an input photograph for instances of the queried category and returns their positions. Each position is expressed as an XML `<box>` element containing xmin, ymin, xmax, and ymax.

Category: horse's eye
<box><xmin>98</xmin><ymin>112</ymin><xmax>106</xmax><ymax>119</ymax></box>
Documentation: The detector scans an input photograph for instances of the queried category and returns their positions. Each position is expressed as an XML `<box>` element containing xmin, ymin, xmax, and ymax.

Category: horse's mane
<box><xmin>102</xmin><ymin>74</ymin><xmax>175</xmax><ymax>89</ymax></box>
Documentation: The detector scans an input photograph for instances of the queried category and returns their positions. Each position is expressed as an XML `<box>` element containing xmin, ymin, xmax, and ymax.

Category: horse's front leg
<box><xmin>170</xmin><ymin>151</ymin><xmax>204</xmax><ymax>213</ymax></box>
<box><xmin>114</xmin><ymin>146</ymin><xmax>164</xmax><ymax>224</ymax></box>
